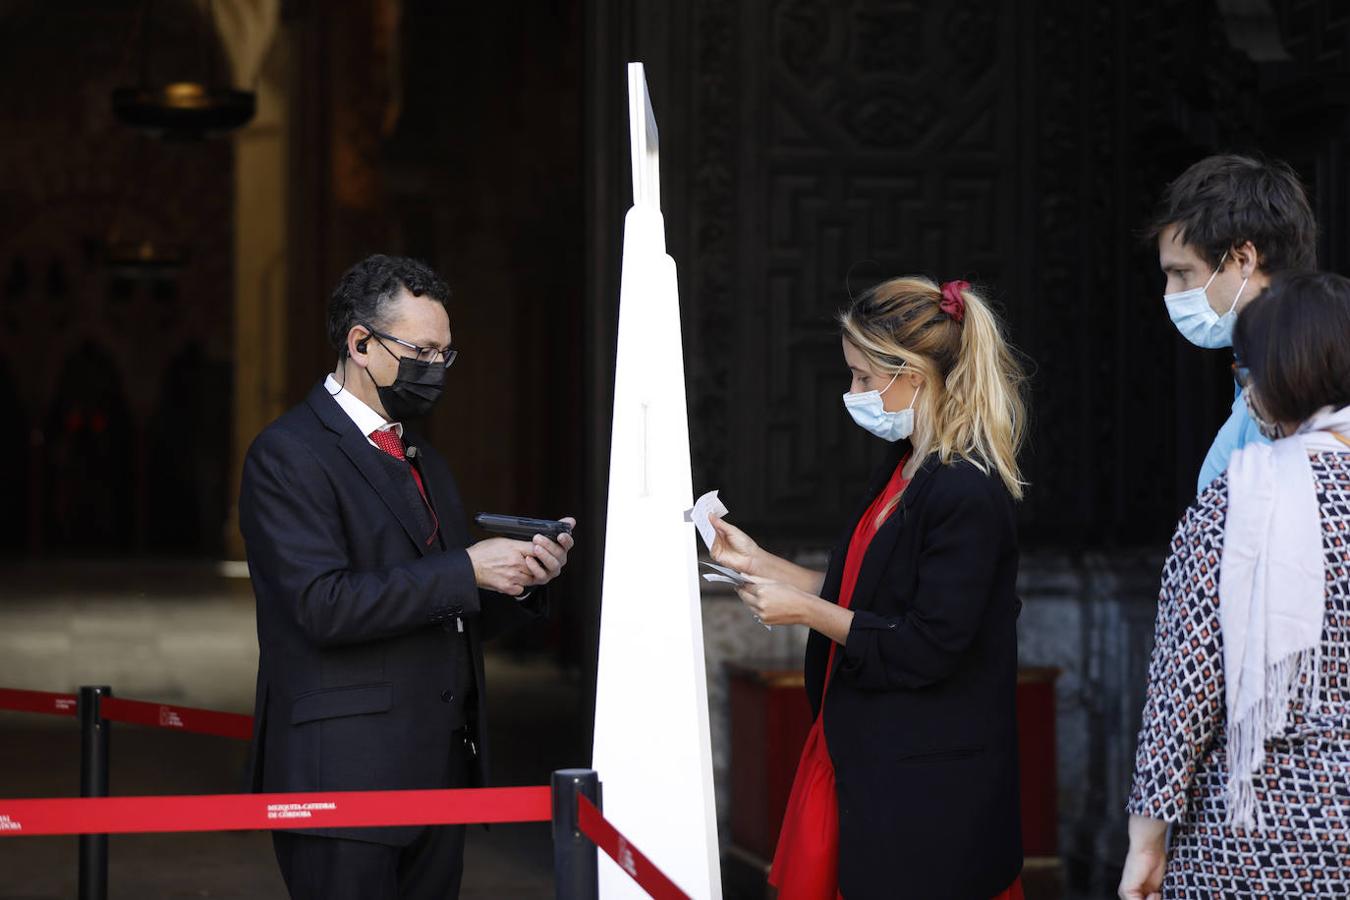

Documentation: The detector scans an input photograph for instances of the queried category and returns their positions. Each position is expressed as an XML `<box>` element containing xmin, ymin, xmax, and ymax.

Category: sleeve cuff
<box><xmin>1124</xmin><ymin>781</ymin><xmax>1185</xmax><ymax>823</ymax></box>
<box><xmin>841</xmin><ymin>609</ymin><xmax>894</xmax><ymax>672</ymax></box>
<box><xmin>427</xmin><ymin>549</ymin><xmax>481</xmax><ymax>624</ymax></box>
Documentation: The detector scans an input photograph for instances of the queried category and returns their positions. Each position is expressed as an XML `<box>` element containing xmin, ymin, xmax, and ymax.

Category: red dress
<box><xmin>768</xmin><ymin>457</ymin><xmax>1024</xmax><ymax>900</ymax></box>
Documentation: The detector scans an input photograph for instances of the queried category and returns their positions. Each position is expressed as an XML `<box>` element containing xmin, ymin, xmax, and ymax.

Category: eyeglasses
<box><xmin>364</xmin><ymin>325</ymin><xmax>458</xmax><ymax>369</ymax></box>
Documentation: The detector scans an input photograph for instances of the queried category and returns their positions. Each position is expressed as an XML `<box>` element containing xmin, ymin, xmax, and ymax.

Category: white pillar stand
<box><xmin>590</xmin><ymin>62</ymin><xmax>723</xmax><ymax>900</ymax></box>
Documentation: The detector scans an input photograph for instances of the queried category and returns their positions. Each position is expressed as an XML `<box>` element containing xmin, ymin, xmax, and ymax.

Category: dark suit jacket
<box><xmin>238</xmin><ymin>380</ymin><xmax>544</xmax><ymax>845</ymax></box>
<box><xmin>805</xmin><ymin>443</ymin><xmax>1023</xmax><ymax>899</ymax></box>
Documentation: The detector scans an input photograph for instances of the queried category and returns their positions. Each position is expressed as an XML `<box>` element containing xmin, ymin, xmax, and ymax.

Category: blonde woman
<box><xmin>711</xmin><ymin>278</ymin><xmax>1028</xmax><ymax>899</ymax></box>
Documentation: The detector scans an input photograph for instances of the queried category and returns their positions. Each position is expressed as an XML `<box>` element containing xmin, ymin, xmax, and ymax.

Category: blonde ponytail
<box><xmin>840</xmin><ymin>277</ymin><xmax>1028</xmax><ymax>499</ymax></box>
<box><xmin>938</xmin><ymin>284</ymin><xmax>1028</xmax><ymax>498</ymax></box>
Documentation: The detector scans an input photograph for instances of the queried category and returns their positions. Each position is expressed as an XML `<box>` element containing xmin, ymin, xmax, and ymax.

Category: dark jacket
<box><xmin>238</xmin><ymin>380</ymin><xmax>544</xmax><ymax>845</ymax></box>
<box><xmin>805</xmin><ymin>443</ymin><xmax>1023</xmax><ymax>899</ymax></box>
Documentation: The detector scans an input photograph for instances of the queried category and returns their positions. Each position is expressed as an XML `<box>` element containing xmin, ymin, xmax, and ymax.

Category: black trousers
<box><xmin>272</xmin><ymin>741</ymin><xmax>475</xmax><ymax>900</ymax></box>
<box><xmin>272</xmin><ymin>822</ymin><xmax>467</xmax><ymax>900</ymax></box>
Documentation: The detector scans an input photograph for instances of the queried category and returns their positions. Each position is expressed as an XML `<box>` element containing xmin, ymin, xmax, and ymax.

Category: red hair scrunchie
<box><xmin>939</xmin><ymin>280</ymin><xmax>969</xmax><ymax>323</ymax></box>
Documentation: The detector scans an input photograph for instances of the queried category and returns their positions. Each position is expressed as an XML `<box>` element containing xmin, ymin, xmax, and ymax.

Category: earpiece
<box><xmin>356</xmin><ymin>338</ymin><xmax>369</xmax><ymax>354</ymax></box>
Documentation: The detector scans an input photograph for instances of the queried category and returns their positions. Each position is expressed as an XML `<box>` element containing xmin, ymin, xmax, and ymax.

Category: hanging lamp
<box><xmin>111</xmin><ymin>0</ymin><xmax>254</xmax><ymax>140</ymax></box>
<box><xmin>101</xmin><ymin>131</ymin><xmax>190</xmax><ymax>280</ymax></box>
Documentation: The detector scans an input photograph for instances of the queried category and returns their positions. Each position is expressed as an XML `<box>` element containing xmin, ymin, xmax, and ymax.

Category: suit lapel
<box><xmin>402</xmin><ymin>431</ymin><xmax>470</xmax><ymax>549</ymax></box>
<box><xmin>821</xmin><ymin>442</ymin><xmax>911</xmax><ymax>602</ymax></box>
<box><xmin>848</xmin><ymin>453</ymin><xmax>940</xmax><ymax>614</ymax></box>
<box><xmin>306</xmin><ymin>381</ymin><xmax>430</xmax><ymax>556</ymax></box>
<box><xmin>822</xmin><ymin>452</ymin><xmax>941</xmax><ymax>684</ymax></box>
<box><xmin>340</xmin><ymin>433</ymin><xmax>431</xmax><ymax>556</ymax></box>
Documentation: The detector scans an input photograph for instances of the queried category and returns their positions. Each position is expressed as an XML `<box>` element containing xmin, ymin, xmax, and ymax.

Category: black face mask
<box><xmin>366</xmin><ymin>351</ymin><xmax>447</xmax><ymax>421</ymax></box>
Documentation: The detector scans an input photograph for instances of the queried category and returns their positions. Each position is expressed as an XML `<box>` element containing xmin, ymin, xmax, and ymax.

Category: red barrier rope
<box><xmin>577</xmin><ymin>794</ymin><xmax>691</xmax><ymax>900</ymax></box>
<box><xmin>0</xmin><ymin>687</ymin><xmax>253</xmax><ymax>740</ymax></box>
<box><xmin>2</xmin><ymin>686</ymin><xmax>688</xmax><ymax>900</ymax></box>
<box><xmin>0</xmin><ymin>688</ymin><xmax>77</xmax><ymax>717</ymax></box>
<box><xmin>99</xmin><ymin>697</ymin><xmax>253</xmax><ymax>741</ymax></box>
<box><xmin>0</xmin><ymin>786</ymin><xmax>551</xmax><ymax>837</ymax></box>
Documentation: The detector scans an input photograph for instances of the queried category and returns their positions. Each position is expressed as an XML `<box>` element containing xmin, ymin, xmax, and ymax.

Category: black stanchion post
<box><xmin>78</xmin><ymin>685</ymin><xmax>111</xmax><ymax>900</ymax></box>
<box><xmin>552</xmin><ymin>768</ymin><xmax>600</xmax><ymax>900</ymax></box>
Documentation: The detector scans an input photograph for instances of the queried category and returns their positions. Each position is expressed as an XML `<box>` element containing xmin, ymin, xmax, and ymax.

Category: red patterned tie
<box><xmin>369</xmin><ymin>428</ymin><xmax>407</xmax><ymax>462</ymax></box>
<box><xmin>369</xmin><ymin>429</ymin><xmax>438</xmax><ymax>544</ymax></box>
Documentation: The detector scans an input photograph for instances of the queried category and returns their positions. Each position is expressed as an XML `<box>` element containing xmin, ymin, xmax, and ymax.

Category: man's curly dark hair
<box><xmin>327</xmin><ymin>254</ymin><xmax>451</xmax><ymax>355</ymax></box>
<box><xmin>1147</xmin><ymin>154</ymin><xmax>1317</xmax><ymax>273</ymax></box>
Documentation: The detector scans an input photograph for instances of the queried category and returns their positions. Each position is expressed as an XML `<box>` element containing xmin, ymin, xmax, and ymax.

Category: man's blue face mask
<box><xmin>1164</xmin><ymin>251</ymin><xmax>1249</xmax><ymax>349</ymax></box>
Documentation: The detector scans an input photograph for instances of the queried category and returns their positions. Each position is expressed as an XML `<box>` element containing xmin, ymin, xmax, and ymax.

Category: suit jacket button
<box><xmin>440</xmin><ymin>689</ymin><xmax>454</xmax><ymax>703</ymax></box>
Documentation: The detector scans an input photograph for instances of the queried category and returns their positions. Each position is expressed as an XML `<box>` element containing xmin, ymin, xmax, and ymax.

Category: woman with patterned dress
<box><xmin>710</xmin><ymin>277</ymin><xmax>1028</xmax><ymax>899</ymax></box>
<box><xmin>1121</xmin><ymin>271</ymin><xmax>1350</xmax><ymax>899</ymax></box>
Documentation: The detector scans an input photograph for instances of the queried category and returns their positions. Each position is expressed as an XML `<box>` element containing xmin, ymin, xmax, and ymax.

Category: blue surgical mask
<box><xmin>1164</xmin><ymin>252</ymin><xmax>1249</xmax><ymax>349</ymax></box>
<box><xmin>843</xmin><ymin>370</ymin><xmax>919</xmax><ymax>442</ymax></box>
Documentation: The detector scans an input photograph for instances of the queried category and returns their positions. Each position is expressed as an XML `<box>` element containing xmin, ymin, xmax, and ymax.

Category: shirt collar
<box><xmin>324</xmin><ymin>373</ymin><xmax>404</xmax><ymax>439</ymax></box>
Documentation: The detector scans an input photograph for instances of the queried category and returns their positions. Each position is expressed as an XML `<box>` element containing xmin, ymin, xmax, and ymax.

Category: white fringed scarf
<box><xmin>1219</xmin><ymin>404</ymin><xmax>1350</xmax><ymax>828</ymax></box>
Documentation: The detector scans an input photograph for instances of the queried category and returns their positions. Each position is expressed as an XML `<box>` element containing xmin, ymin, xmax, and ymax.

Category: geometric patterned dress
<box><xmin>1127</xmin><ymin>451</ymin><xmax>1350</xmax><ymax>897</ymax></box>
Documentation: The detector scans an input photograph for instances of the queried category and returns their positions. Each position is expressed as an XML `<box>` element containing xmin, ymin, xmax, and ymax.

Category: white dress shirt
<box><xmin>324</xmin><ymin>374</ymin><xmax>402</xmax><ymax>448</ymax></box>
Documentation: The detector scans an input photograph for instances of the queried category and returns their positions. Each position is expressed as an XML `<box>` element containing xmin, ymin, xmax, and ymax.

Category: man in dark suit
<box><xmin>239</xmin><ymin>254</ymin><xmax>575</xmax><ymax>900</ymax></box>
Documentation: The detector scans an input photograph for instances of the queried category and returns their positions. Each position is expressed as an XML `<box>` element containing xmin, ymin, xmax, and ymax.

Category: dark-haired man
<box><xmin>239</xmin><ymin>254</ymin><xmax>574</xmax><ymax>899</ymax></box>
<box><xmin>1150</xmin><ymin>153</ymin><xmax>1318</xmax><ymax>492</ymax></box>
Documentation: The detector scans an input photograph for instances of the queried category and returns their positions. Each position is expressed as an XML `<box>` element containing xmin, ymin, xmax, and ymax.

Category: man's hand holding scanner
<box><xmin>466</xmin><ymin>517</ymin><xmax>576</xmax><ymax>596</ymax></box>
<box><xmin>527</xmin><ymin>518</ymin><xmax>576</xmax><ymax>585</ymax></box>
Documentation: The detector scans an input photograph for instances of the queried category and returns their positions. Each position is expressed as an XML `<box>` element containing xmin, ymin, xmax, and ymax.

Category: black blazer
<box><xmin>805</xmin><ymin>443</ymin><xmax>1023</xmax><ymax>899</ymax></box>
<box><xmin>238</xmin><ymin>380</ymin><xmax>544</xmax><ymax>845</ymax></box>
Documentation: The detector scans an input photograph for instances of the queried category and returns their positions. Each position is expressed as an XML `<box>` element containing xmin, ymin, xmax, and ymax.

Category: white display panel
<box><xmin>590</xmin><ymin>62</ymin><xmax>723</xmax><ymax>900</ymax></box>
